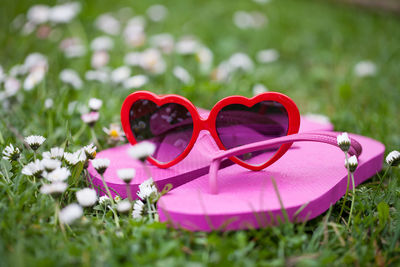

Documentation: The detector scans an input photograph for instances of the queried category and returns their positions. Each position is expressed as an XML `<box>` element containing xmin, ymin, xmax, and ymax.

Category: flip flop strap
<box><xmin>208</xmin><ymin>132</ymin><xmax>362</xmax><ymax>194</ymax></box>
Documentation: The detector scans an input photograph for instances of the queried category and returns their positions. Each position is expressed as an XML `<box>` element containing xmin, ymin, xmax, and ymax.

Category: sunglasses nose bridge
<box><xmin>198</xmin><ymin>117</ymin><xmax>213</xmax><ymax>134</ymax></box>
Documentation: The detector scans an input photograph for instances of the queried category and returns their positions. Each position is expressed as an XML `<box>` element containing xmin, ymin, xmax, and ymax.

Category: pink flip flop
<box><xmin>157</xmin><ymin>131</ymin><xmax>385</xmax><ymax>231</ymax></box>
<box><xmin>87</xmin><ymin>114</ymin><xmax>333</xmax><ymax>198</ymax></box>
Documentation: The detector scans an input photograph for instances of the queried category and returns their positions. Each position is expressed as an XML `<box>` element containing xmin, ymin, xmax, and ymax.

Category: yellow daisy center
<box><xmin>110</xmin><ymin>129</ymin><xmax>119</xmax><ymax>138</ymax></box>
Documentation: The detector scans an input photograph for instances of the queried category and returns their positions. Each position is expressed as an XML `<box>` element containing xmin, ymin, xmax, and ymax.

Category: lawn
<box><xmin>1</xmin><ymin>0</ymin><xmax>400</xmax><ymax>266</ymax></box>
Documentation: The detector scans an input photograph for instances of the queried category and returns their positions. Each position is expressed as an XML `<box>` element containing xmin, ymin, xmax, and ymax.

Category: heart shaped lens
<box><xmin>215</xmin><ymin>101</ymin><xmax>289</xmax><ymax>166</ymax></box>
<box><xmin>129</xmin><ymin>99</ymin><xmax>194</xmax><ymax>163</ymax></box>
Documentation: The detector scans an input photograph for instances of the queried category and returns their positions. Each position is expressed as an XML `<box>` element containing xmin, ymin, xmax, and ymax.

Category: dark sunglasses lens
<box><xmin>129</xmin><ymin>99</ymin><xmax>194</xmax><ymax>163</ymax></box>
<box><xmin>215</xmin><ymin>101</ymin><xmax>289</xmax><ymax>165</ymax></box>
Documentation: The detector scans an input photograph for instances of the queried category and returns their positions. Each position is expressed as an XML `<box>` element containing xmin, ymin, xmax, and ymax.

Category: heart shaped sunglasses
<box><xmin>121</xmin><ymin>91</ymin><xmax>300</xmax><ymax>171</ymax></box>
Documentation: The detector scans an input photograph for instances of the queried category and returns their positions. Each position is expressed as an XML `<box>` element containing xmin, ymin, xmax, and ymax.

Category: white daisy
<box><xmin>91</xmin><ymin>51</ymin><xmax>110</xmax><ymax>69</ymax></box>
<box><xmin>117</xmin><ymin>168</ymin><xmax>136</xmax><ymax>183</ymax></box>
<box><xmin>196</xmin><ymin>47</ymin><xmax>213</xmax><ymax>73</ymax></box>
<box><xmin>137</xmin><ymin>178</ymin><xmax>158</xmax><ymax>200</ymax></box>
<box><xmin>59</xmin><ymin>37</ymin><xmax>86</xmax><ymax>58</ymax></box>
<box><xmin>123</xmin><ymin>75</ymin><xmax>149</xmax><ymax>89</ymax></box>
<box><xmin>27</xmin><ymin>5</ymin><xmax>50</xmax><ymax>25</ymax></box>
<box><xmin>76</xmin><ymin>188</ymin><xmax>97</xmax><ymax>207</ymax></box>
<box><xmin>139</xmin><ymin>48</ymin><xmax>166</xmax><ymax>74</ymax></box>
<box><xmin>146</xmin><ymin>4</ymin><xmax>168</xmax><ymax>22</ymax></box>
<box><xmin>386</xmin><ymin>150</ymin><xmax>400</xmax><ymax>166</ymax></box>
<box><xmin>2</xmin><ymin>144</ymin><xmax>20</xmax><ymax>162</ymax></box>
<box><xmin>175</xmin><ymin>36</ymin><xmax>199</xmax><ymax>55</ymax></box>
<box><xmin>42</xmin><ymin>158</ymin><xmax>61</xmax><ymax>172</ymax></box>
<box><xmin>40</xmin><ymin>182</ymin><xmax>67</xmax><ymax>196</ymax></box>
<box><xmin>304</xmin><ymin>113</ymin><xmax>331</xmax><ymax>125</ymax></box>
<box><xmin>132</xmin><ymin>199</ymin><xmax>144</xmax><ymax>219</ymax></box>
<box><xmin>124</xmin><ymin>28</ymin><xmax>146</xmax><ymax>48</ymax></box>
<box><xmin>250</xmin><ymin>12</ymin><xmax>267</xmax><ymax>28</ymax></box>
<box><xmin>127</xmin><ymin>141</ymin><xmax>156</xmax><ymax>161</ymax></box>
<box><xmin>233</xmin><ymin>11</ymin><xmax>266</xmax><ymax>29</ymax></box>
<box><xmin>117</xmin><ymin>200</ymin><xmax>132</xmax><ymax>213</ymax></box>
<box><xmin>149</xmin><ymin>33</ymin><xmax>174</xmax><ymax>54</ymax></box>
<box><xmin>233</xmin><ymin>11</ymin><xmax>254</xmax><ymax>29</ymax></box>
<box><xmin>83</xmin><ymin>143</ymin><xmax>97</xmax><ymax>160</ymax></box>
<box><xmin>253</xmin><ymin>0</ymin><xmax>271</xmax><ymax>4</ymax></box>
<box><xmin>123</xmin><ymin>17</ymin><xmax>146</xmax><ymax>48</ymax></box>
<box><xmin>212</xmin><ymin>62</ymin><xmax>233</xmax><ymax>82</ymax></box>
<box><xmin>99</xmin><ymin>195</ymin><xmax>111</xmax><ymax>205</ymax></box>
<box><xmin>124</xmin><ymin>52</ymin><xmax>142</xmax><ymax>66</ymax></box>
<box><xmin>91</xmin><ymin>158</ymin><xmax>110</xmax><ymax>174</ymax></box>
<box><xmin>173</xmin><ymin>66</ymin><xmax>192</xmax><ymax>84</ymax></box>
<box><xmin>42</xmin><ymin>147</ymin><xmax>64</xmax><ymax>160</ymax></box>
<box><xmin>25</xmin><ymin>135</ymin><xmax>46</xmax><ymax>151</ymax></box>
<box><xmin>85</xmin><ymin>69</ymin><xmax>109</xmax><ymax>83</ymax></box>
<box><xmin>81</xmin><ymin>112</ymin><xmax>99</xmax><ymax>127</ymax></box>
<box><xmin>126</xmin><ymin>16</ymin><xmax>146</xmax><ymax>30</ymax></box>
<box><xmin>256</xmin><ymin>49</ymin><xmax>279</xmax><ymax>63</ymax></box>
<box><xmin>44</xmin><ymin>167</ymin><xmax>71</xmax><ymax>182</ymax></box>
<box><xmin>252</xmin><ymin>84</ymin><xmax>268</xmax><ymax>96</ymax></box>
<box><xmin>44</xmin><ymin>98</ymin><xmax>54</xmax><ymax>109</ymax></box>
<box><xmin>23</xmin><ymin>67</ymin><xmax>45</xmax><ymax>91</ymax></box>
<box><xmin>111</xmin><ymin>66</ymin><xmax>131</xmax><ymax>84</ymax></box>
<box><xmin>0</xmin><ymin>65</ymin><xmax>4</xmax><ymax>82</ymax></box>
<box><xmin>23</xmin><ymin>53</ymin><xmax>48</xmax><ymax>71</ymax></box>
<box><xmin>4</xmin><ymin>77</ymin><xmax>21</xmax><ymax>97</ymax></box>
<box><xmin>114</xmin><ymin>195</ymin><xmax>122</xmax><ymax>203</ymax></box>
<box><xmin>59</xmin><ymin>203</ymin><xmax>83</xmax><ymax>224</ymax></box>
<box><xmin>103</xmin><ymin>123</ymin><xmax>125</xmax><ymax>143</ymax></box>
<box><xmin>337</xmin><ymin>132</ymin><xmax>351</xmax><ymax>152</ymax></box>
<box><xmin>64</xmin><ymin>149</ymin><xmax>86</xmax><ymax>166</ymax></box>
<box><xmin>91</xmin><ymin>36</ymin><xmax>114</xmax><ymax>51</ymax></box>
<box><xmin>228</xmin><ymin>53</ymin><xmax>254</xmax><ymax>72</ymax></box>
<box><xmin>21</xmin><ymin>159</ymin><xmax>44</xmax><ymax>177</ymax></box>
<box><xmin>48</xmin><ymin>2</ymin><xmax>81</xmax><ymax>24</ymax></box>
<box><xmin>88</xmin><ymin>98</ymin><xmax>103</xmax><ymax>111</ymax></box>
<box><xmin>59</xmin><ymin>69</ymin><xmax>83</xmax><ymax>90</ymax></box>
<box><xmin>95</xmin><ymin>13</ymin><xmax>120</xmax><ymax>35</ymax></box>
<box><xmin>345</xmin><ymin>155</ymin><xmax>358</xmax><ymax>173</ymax></box>
<box><xmin>354</xmin><ymin>61</ymin><xmax>376</xmax><ymax>77</ymax></box>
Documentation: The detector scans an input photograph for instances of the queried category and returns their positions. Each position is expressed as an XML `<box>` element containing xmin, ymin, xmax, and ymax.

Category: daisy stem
<box><xmin>338</xmin><ymin>152</ymin><xmax>350</xmax><ymax>221</ymax></box>
<box><xmin>142</xmin><ymin>163</ymin><xmax>152</xmax><ymax>179</ymax></box>
<box><xmin>1</xmin><ymin>164</ymin><xmax>11</xmax><ymax>183</ymax></box>
<box><xmin>85</xmin><ymin>169</ymin><xmax>94</xmax><ymax>188</ymax></box>
<box><xmin>33</xmin><ymin>151</ymin><xmax>37</xmax><ymax>161</ymax></box>
<box><xmin>347</xmin><ymin>172</ymin><xmax>356</xmax><ymax>226</ymax></box>
<box><xmin>377</xmin><ymin>167</ymin><xmax>391</xmax><ymax>190</ymax></box>
<box><xmin>373</xmin><ymin>166</ymin><xmax>391</xmax><ymax>199</ymax></box>
<box><xmin>147</xmin><ymin>200</ymin><xmax>153</xmax><ymax>222</ymax></box>
<box><xmin>100</xmin><ymin>174</ymin><xmax>114</xmax><ymax>205</ymax></box>
<box><xmin>18</xmin><ymin>159</ymin><xmax>24</xmax><ymax>168</ymax></box>
<box><xmin>0</xmin><ymin>129</ymin><xmax>4</xmax><ymax>144</ymax></box>
<box><xmin>54</xmin><ymin>202</ymin><xmax>59</xmax><ymax>227</ymax></box>
<box><xmin>72</xmin><ymin>123</ymin><xmax>86</xmax><ymax>142</ymax></box>
<box><xmin>126</xmin><ymin>183</ymin><xmax>133</xmax><ymax>202</ymax></box>
<box><xmin>108</xmin><ymin>205</ymin><xmax>120</xmax><ymax>228</ymax></box>
<box><xmin>90</xmin><ymin>128</ymin><xmax>101</xmax><ymax>150</ymax></box>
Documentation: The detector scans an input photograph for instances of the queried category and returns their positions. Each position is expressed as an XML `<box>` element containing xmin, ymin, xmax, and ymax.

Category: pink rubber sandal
<box><xmin>87</xmin><ymin>113</ymin><xmax>333</xmax><ymax>198</ymax></box>
<box><xmin>157</xmin><ymin>131</ymin><xmax>385</xmax><ymax>231</ymax></box>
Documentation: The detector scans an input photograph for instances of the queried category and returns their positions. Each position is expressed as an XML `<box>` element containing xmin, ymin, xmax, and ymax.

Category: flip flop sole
<box><xmin>87</xmin><ymin>115</ymin><xmax>333</xmax><ymax>198</ymax></box>
<box><xmin>157</xmin><ymin>133</ymin><xmax>384</xmax><ymax>231</ymax></box>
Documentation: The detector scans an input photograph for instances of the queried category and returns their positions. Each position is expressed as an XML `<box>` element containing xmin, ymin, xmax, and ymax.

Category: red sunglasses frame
<box><xmin>121</xmin><ymin>91</ymin><xmax>300</xmax><ymax>171</ymax></box>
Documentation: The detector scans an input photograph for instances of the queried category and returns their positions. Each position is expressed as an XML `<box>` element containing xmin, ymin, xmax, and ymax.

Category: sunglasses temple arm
<box><xmin>208</xmin><ymin>131</ymin><xmax>363</xmax><ymax>194</ymax></box>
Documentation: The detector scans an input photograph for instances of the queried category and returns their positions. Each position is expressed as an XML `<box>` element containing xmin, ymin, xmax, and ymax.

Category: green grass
<box><xmin>1</xmin><ymin>0</ymin><xmax>400</xmax><ymax>266</ymax></box>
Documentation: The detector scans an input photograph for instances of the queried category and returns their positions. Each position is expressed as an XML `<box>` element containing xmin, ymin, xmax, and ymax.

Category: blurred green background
<box><xmin>0</xmin><ymin>0</ymin><xmax>400</xmax><ymax>265</ymax></box>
